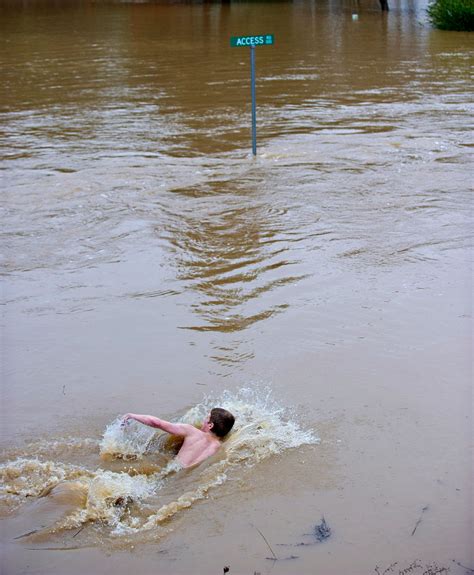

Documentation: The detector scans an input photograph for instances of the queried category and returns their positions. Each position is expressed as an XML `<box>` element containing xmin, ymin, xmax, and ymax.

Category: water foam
<box><xmin>100</xmin><ymin>418</ymin><xmax>159</xmax><ymax>461</ymax></box>
<box><xmin>0</xmin><ymin>458</ymin><xmax>93</xmax><ymax>500</ymax></box>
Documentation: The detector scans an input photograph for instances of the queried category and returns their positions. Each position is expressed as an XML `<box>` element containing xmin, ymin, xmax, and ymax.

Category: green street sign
<box><xmin>230</xmin><ymin>34</ymin><xmax>275</xmax><ymax>48</ymax></box>
<box><xmin>230</xmin><ymin>34</ymin><xmax>274</xmax><ymax>155</ymax></box>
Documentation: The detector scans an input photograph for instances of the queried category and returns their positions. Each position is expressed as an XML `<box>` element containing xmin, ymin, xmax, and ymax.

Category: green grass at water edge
<box><xmin>427</xmin><ymin>0</ymin><xmax>474</xmax><ymax>31</ymax></box>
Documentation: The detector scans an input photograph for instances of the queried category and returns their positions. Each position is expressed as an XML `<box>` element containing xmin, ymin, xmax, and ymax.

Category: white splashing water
<box><xmin>100</xmin><ymin>418</ymin><xmax>159</xmax><ymax>461</ymax></box>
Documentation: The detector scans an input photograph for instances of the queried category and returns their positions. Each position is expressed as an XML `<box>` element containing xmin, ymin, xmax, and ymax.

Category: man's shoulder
<box><xmin>181</xmin><ymin>423</ymin><xmax>202</xmax><ymax>434</ymax></box>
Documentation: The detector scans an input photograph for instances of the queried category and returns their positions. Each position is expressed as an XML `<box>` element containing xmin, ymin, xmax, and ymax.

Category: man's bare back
<box><xmin>122</xmin><ymin>408</ymin><xmax>235</xmax><ymax>468</ymax></box>
<box><xmin>174</xmin><ymin>425</ymin><xmax>221</xmax><ymax>467</ymax></box>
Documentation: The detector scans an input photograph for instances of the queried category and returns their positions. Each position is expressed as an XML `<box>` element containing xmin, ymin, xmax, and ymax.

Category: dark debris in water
<box><xmin>13</xmin><ymin>529</ymin><xmax>39</xmax><ymax>540</ymax></box>
<box><xmin>314</xmin><ymin>517</ymin><xmax>331</xmax><ymax>542</ymax></box>
<box><xmin>277</xmin><ymin>516</ymin><xmax>332</xmax><ymax>549</ymax></box>
<box><xmin>451</xmin><ymin>559</ymin><xmax>474</xmax><ymax>573</ymax></box>
<box><xmin>265</xmin><ymin>555</ymin><xmax>299</xmax><ymax>561</ymax></box>
<box><xmin>411</xmin><ymin>505</ymin><xmax>429</xmax><ymax>536</ymax></box>
<box><xmin>113</xmin><ymin>496</ymin><xmax>132</xmax><ymax>508</ymax></box>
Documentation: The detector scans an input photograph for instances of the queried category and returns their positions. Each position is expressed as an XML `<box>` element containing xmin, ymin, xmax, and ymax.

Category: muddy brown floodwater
<box><xmin>0</xmin><ymin>1</ymin><xmax>472</xmax><ymax>574</ymax></box>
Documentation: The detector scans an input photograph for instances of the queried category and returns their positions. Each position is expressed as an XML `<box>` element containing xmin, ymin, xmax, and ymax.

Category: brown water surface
<box><xmin>1</xmin><ymin>1</ymin><xmax>472</xmax><ymax>574</ymax></box>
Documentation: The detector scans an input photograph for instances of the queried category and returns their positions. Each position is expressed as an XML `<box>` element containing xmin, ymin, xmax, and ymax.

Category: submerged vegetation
<box><xmin>427</xmin><ymin>0</ymin><xmax>474</xmax><ymax>31</ymax></box>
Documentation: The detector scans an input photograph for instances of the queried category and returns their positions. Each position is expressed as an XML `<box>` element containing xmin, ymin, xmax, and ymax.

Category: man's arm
<box><xmin>122</xmin><ymin>413</ymin><xmax>195</xmax><ymax>436</ymax></box>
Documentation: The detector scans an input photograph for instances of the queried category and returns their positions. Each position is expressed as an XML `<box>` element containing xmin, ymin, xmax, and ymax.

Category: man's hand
<box><xmin>120</xmin><ymin>413</ymin><xmax>134</xmax><ymax>427</ymax></box>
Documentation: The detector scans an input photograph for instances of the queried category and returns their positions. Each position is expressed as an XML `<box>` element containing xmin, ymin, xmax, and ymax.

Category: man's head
<box><xmin>202</xmin><ymin>407</ymin><xmax>235</xmax><ymax>438</ymax></box>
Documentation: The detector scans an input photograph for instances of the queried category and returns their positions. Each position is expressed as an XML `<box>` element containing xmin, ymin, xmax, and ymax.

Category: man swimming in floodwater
<box><xmin>122</xmin><ymin>408</ymin><xmax>235</xmax><ymax>468</ymax></box>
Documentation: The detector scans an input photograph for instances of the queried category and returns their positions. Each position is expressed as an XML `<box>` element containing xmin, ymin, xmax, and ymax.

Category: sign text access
<box><xmin>230</xmin><ymin>34</ymin><xmax>274</xmax><ymax>48</ymax></box>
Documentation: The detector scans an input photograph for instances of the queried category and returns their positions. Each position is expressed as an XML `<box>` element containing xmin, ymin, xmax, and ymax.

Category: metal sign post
<box><xmin>230</xmin><ymin>34</ymin><xmax>275</xmax><ymax>156</ymax></box>
<box><xmin>250</xmin><ymin>45</ymin><xmax>257</xmax><ymax>156</ymax></box>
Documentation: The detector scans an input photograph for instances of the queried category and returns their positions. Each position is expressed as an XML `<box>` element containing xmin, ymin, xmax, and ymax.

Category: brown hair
<box><xmin>209</xmin><ymin>408</ymin><xmax>235</xmax><ymax>438</ymax></box>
